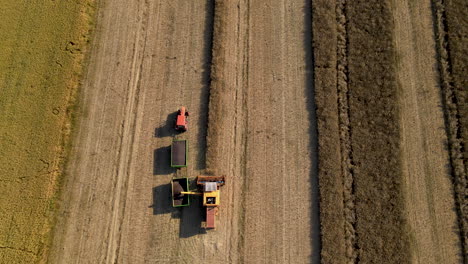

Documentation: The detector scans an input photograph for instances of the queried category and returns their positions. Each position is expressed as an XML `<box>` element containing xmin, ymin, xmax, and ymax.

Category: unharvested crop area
<box><xmin>0</xmin><ymin>1</ymin><xmax>94</xmax><ymax>263</ymax></box>
<box><xmin>313</xmin><ymin>0</ymin><xmax>411</xmax><ymax>262</ymax></box>
<box><xmin>313</xmin><ymin>0</ymin><xmax>464</xmax><ymax>263</ymax></box>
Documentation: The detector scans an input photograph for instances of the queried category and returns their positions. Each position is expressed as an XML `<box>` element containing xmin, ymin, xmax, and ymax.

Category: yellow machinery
<box><xmin>171</xmin><ymin>175</ymin><xmax>225</xmax><ymax>229</ymax></box>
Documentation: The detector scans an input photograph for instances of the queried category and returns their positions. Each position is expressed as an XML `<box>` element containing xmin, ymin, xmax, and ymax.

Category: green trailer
<box><xmin>171</xmin><ymin>139</ymin><xmax>187</xmax><ymax>168</ymax></box>
<box><xmin>171</xmin><ymin>177</ymin><xmax>190</xmax><ymax>207</ymax></box>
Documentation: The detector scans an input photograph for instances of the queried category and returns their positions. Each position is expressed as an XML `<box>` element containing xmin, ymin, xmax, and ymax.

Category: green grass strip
<box><xmin>0</xmin><ymin>1</ymin><xmax>95</xmax><ymax>262</ymax></box>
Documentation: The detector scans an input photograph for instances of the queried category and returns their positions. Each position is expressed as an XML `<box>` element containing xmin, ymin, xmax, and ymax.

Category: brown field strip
<box><xmin>210</xmin><ymin>0</ymin><xmax>321</xmax><ymax>263</ymax></box>
<box><xmin>432</xmin><ymin>0</ymin><xmax>468</xmax><ymax>259</ymax></box>
<box><xmin>313</xmin><ymin>0</ymin><xmax>413</xmax><ymax>263</ymax></box>
<box><xmin>312</xmin><ymin>0</ymin><xmax>348</xmax><ymax>262</ymax></box>
<box><xmin>347</xmin><ymin>1</ymin><xmax>410</xmax><ymax>261</ymax></box>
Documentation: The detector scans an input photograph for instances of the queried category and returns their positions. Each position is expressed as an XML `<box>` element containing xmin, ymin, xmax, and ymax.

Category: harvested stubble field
<box><xmin>2</xmin><ymin>0</ymin><xmax>466</xmax><ymax>263</ymax></box>
<box><xmin>0</xmin><ymin>1</ymin><xmax>94</xmax><ymax>263</ymax></box>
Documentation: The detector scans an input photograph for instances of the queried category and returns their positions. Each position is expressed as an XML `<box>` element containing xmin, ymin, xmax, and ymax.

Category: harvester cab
<box><xmin>174</xmin><ymin>107</ymin><xmax>189</xmax><ymax>132</ymax></box>
<box><xmin>203</xmin><ymin>182</ymin><xmax>219</xmax><ymax>206</ymax></box>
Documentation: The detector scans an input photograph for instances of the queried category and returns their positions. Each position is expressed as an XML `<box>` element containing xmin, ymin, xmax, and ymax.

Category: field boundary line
<box><xmin>237</xmin><ymin>0</ymin><xmax>250</xmax><ymax>262</ymax></box>
<box><xmin>431</xmin><ymin>0</ymin><xmax>467</xmax><ymax>259</ymax></box>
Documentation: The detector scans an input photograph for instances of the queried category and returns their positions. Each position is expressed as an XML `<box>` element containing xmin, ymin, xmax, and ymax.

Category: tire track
<box><xmin>431</xmin><ymin>0</ymin><xmax>468</xmax><ymax>259</ymax></box>
<box><xmin>311</xmin><ymin>0</ymin><xmax>348</xmax><ymax>261</ymax></box>
<box><xmin>103</xmin><ymin>0</ymin><xmax>150</xmax><ymax>262</ymax></box>
<box><xmin>208</xmin><ymin>0</ymin><xmax>320</xmax><ymax>263</ymax></box>
<box><xmin>335</xmin><ymin>1</ymin><xmax>358</xmax><ymax>263</ymax></box>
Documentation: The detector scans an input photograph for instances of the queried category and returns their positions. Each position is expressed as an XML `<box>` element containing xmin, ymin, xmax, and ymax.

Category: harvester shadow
<box><xmin>153</xmin><ymin>146</ymin><xmax>175</xmax><ymax>175</ymax></box>
<box><xmin>150</xmin><ymin>183</ymin><xmax>206</xmax><ymax>237</ymax></box>
<box><xmin>303</xmin><ymin>0</ymin><xmax>321</xmax><ymax>263</ymax></box>
<box><xmin>154</xmin><ymin>111</ymin><xmax>178</xmax><ymax>138</ymax></box>
<box><xmin>179</xmin><ymin>194</ymin><xmax>206</xmax><ymax>238</ymax></box>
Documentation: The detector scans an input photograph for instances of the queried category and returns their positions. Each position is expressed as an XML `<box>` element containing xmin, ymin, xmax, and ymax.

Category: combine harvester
<box><xmin>171</xmin><ymin>175</ymin><xmax>226</xmax><ymax>229</ymax></box>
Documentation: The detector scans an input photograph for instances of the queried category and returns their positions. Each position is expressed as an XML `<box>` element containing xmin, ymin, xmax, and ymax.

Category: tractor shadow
<box><xmin>153</xmin><ymin>146</ymin><xmax>175</xmax><ymax>175</ymax></box>
<box><xmin>154</xmin><ymin>111</ymin><xmax>178</xmax><ymax>138</ymax></box>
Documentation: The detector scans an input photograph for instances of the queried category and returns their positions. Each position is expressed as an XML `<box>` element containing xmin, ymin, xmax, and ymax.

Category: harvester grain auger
<box><xmin>171</xmin><ymin>175</ymin><xmax>226</xmax><ymax>229</ymax></box>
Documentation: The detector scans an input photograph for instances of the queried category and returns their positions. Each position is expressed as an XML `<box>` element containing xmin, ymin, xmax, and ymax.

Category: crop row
<box><xmin>312</xmin><ymin>0</ymin><xmax>347</xmax><ymax>262</ymax></box>
<box><xmin>335</xmin><ymin>0</ymin><xmax>358</xmax><ymax>262</ymax></box>
<box><xmin>312</xmin><ymin>0</ymin><xmax>411</xmax><ymax>263</ymax></box>
<box><xmin>346</xmin><ymin>1</ymin><xmax>410</xmax><ymax>261</ymax></box>
<box><xmin>432</xmin><ymin>0</ymin><xmax>468</xmax><ymax>260</ymax></box>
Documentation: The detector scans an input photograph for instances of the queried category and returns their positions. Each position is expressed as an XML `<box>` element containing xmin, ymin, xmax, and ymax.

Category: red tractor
<box><xmin>174</xmin><ymin>107</ymin><xmax>189</xmax><ymax>132</ymax></box>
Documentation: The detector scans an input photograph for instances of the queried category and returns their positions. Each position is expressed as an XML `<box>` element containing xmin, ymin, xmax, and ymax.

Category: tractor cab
<box><xmin>174</xmin><ymin>107</ymin><xmax>189</xmax><ymax>132</ymax></box>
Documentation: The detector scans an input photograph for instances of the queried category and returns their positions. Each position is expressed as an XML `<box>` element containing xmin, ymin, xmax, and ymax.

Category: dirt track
<box><xmin>391</xmin><ymin>0</ymin><xmax>462</xmax><ymax>262</ymax></box>
<box><xmin>50</xmin><ymin>0</ymin><xmax>320</xmax><ymax>263</ymax></box>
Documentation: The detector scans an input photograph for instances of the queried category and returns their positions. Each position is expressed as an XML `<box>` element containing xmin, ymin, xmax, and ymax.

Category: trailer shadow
<box><xmin>153</xmin><ymin>146</ymin><xmax>175</xmax><ymax>175</ymax></box>
<box><xmin>154</xmin><ymin>111</ymin><xmax>178</xmax><ymax>138</ymax></box>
